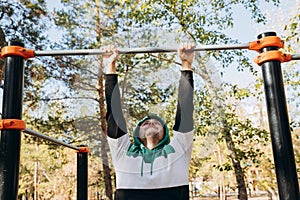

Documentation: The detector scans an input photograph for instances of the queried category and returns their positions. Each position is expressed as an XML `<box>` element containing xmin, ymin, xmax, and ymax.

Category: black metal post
<box><xmin>0</xmin><ymin>41</ymin><xmax>25</xmax><ymax>200</ymax></box>
<box><xmin>259</xmin><ymin>32</ymin><xmax>300</xmax><ymax>199</ymax></box>
<box><xmin>77</xmin><ymin>147</ymin><xmax>89</xmax><ymax>200</ymax></box>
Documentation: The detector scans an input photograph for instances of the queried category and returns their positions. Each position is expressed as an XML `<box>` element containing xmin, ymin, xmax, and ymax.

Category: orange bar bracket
<box><xmin>0</xmin><ymin>46</ymin><xmax>35</xmax><ymax>60</ymax></box>
<box><xmin>254</xmin><ymin>51</ymin><xmax>292</xmax><ymax>65</ymax></box>
<box><xmin>0</xmin><ymin>119</ymin><xmax>26</xmax><ymax>130</ymax></box>
<box><xmin>77</xmin><ymin>147</ymin><xmax>90</xmax><ymax>153</ymax></box>
<box><xmin>249</xmin><ymin>36</ymin><xmax>284</xmax><ymax>52</ymax></box>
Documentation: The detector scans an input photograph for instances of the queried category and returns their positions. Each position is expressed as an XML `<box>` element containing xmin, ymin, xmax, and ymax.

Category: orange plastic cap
<box><xmin>0</xmin><ymin>46</ymin><xmax>35</xmax><ymax>60</ymax></box>
<box><xmin>0</xmin><ymin>119</ymin><xmax>26</xmax><ymax>130</ymax></box>
<box><xmin>77</xmin><ymin>147</ymin><xmax>90</xmax><ymax>153</ymax></box>
<box><xmin>249</xmin><ymin>36</ymin><xmax>284</xmax><ymax>52</ymax></box>
<box><xmin>254</xmin><ymin>51</ymin><xmax>292</xmax><ymax>65</ymax></box>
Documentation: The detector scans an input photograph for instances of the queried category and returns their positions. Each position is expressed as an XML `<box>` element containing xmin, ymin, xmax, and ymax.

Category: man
<box><xmin>103</xmin><ymin>44</ymin><xmax>195</xmax><ymax>200</ymax></box>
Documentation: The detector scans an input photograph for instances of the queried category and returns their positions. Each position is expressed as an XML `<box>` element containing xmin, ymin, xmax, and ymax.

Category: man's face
<box><xmin>139</xmin><ymin>119</ymin><xmax>164</xmax><ymax>141</ymax></box>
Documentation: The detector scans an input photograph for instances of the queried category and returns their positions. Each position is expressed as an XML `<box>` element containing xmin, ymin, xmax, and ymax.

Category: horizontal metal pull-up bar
<box><xmin>34</xmin><ymin>46</ymin><xmax>300</xmax><ymax>64</ymax></box>
<box><xmin>34</xmin><ymin>43</ymin><xmax>250</xmax><ymax>57</ymax></box>
<box><xmin>4</xmin><ymin>44</ymin><xmax>300</xmax><ymax>63</ymax></box>
<box><xmin>30</xmin><ymin>36</ymin><xmax>286</xmax><ymax>57</ymax></box>
<box><xmin>23</xmin><ymin>128</ymin><xmax>81</xmax><ymax>151</ymax></box>
<box><xmin>291</xmin><ymin>54</ymin><xmax>300</xmax><ymax>60</ymax></box>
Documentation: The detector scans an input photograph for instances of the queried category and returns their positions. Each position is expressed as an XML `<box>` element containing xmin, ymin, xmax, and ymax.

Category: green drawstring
<box><xmin>141</xmin><ymin>158</ymin><xmax>144</xmax><ymax>176</ymax></box>
<box><xmin>135</xmin><ymin>144</ymin><xmax>175</xmax><ymax>176</ymax></box>
<box><xmin>140</xmin><ymin>151</ymin><xmax>155</xmax><ymax>176</ymax></box>
<box><xmin>150</xmin><ymin>153</ymin><xmax>155</xmax><ymax>175</ymax></box>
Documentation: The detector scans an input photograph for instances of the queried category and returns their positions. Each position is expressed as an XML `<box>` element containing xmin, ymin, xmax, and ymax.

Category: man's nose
<box><xmin>148</xmin><ymin>119</ymin><xmax>155</xmax><ymax>123</ymax></box>
<box><xmin>149</xmin><ymin>119</ymin><xmax>160</xmax><ymax>125</ymax></box>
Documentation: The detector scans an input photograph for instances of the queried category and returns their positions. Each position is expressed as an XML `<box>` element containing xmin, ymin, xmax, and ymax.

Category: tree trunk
<box><xmin>194</xmin><ymin>55</ymin><xmax>248</xmax><ymax>200</ymax></box>
<box><xmin>93</xmin><ymin>0</ymin><xmax>114</xmax><ymax>198</ymax></box>
<box><xmin>98</xmin><ymin>57</ymin><xmax>113</xmax><ymax>200</ymax></box>
<box><xmin>224</xmin><ymin>129</ymin><xmax>248</xmax><ymax>200</ymax></box>
<box><xmin>34</xmin><ymin>143</ymin><xmax>39</xmax><ymax>200</ymax></box>
<box><xmin>217</xmin><ymin>145</ymin><xmax>226</xmax><ymax>200</ymax></box>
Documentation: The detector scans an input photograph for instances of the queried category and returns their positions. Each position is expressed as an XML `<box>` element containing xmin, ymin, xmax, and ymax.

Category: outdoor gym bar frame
<box><xmin>0</xmin><ymin>32</ymin><xmax>299</xmax><ymax>200</ymax></box>
<box><xmin>0</xmin><ymin>40</ymin><xmax>89</xmax><ymax>200</ymax></box>
<box><xmin>23</xmin><ymin>128</ymin><xmax>90</xmax><ymax>200</ymax></box>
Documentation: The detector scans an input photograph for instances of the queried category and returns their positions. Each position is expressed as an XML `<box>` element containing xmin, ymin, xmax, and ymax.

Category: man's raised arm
<box><xmin>173</xmin><ymin>44</ymin><xmax>195</xmax><ymax>133</ymax></box>
<box><xmin>103</xmin><ymin>45</ymin><xmax>127</xmax><ymax>139</ymax></box>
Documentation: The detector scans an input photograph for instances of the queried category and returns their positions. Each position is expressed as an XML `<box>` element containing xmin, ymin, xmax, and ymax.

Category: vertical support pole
<box><xmin>259</xmin><ymin>32</ymin><xmax>300</xmax><ymax>199</ymax></box>
<box><xmin>77</xmin><ymin>147</ymin><xmax>89</xmax><ymax>200</ymax></box>
<box><xmin>0</xmin><ymin>41</ymin><xmax>25</xmax><ymax>200</ymax></box>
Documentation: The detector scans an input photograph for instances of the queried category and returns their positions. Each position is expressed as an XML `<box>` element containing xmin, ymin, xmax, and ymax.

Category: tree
<box><xmin>281</xmin><ymin>6</ymin><xmax>300</xmax><ymax>181</ymax></box>
<box><xmin>8</xmin><ymin>0</ymin><xmax>285</xmax><ymax>198</ymax></box>
<box><xmin>0</xmin><ymin>0</ymin><xmax>50</xmax><ymax>97</ymax></box>
<box><xmin>114</xmin><ymin>1</ymin><xmax>280</xmax><ymax>199</ymax></box>
<box><xmin>45</xmin><ymin>0</ymin><xmax>124</xmax><ymax>198</ymax></box>
<box><xmin>0</xmin><ymin>1</ymin><xmax>56</xmax><ymax>198</ymax></box>
<box><xmin>51</xmin><ymin>2</ymin><xmax>183</xmax><ymax>198</ymax></box>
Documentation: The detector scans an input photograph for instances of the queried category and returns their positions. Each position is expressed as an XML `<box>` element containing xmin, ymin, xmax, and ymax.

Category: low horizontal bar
<box><xmin>23</xmin><ymin>128</ymin><xmax>80</xmax><ymax>151</ymax></box>
<box><xmin>34</xmin><ymin>43</ymin><xmax>250</xmax><ymax>57</ymax></box>
<box><xmin>291</xmin><ymin>54</ymin><xmax>300</xmax><ymax>60</ymax></box>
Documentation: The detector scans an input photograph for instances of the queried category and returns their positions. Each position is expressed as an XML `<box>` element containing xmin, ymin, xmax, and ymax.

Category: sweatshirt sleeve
<box><xmin>173</xmin><ymin>70</ymin><xmax>194</xmax><ymax>132</ymax></box>
<box><xmin>105</xmin><ymin>74</ymin><xmax>127</xmax><ymax>139</ymax></box>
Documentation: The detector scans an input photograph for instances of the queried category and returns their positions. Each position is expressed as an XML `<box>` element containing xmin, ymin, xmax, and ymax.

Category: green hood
<box><xmin>126</xmin><ymin>114</ymin><xmax>175</xmax><ymax>176</ymax></box>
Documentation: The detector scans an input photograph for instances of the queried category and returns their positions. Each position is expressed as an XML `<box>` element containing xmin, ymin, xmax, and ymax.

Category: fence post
<box><xmin>258</xmin><ymin>32</ymin><xmax>300</xmax><ymax>199</ymax></box>
<box><xmin>0</xmin><ymin>41</ymin><xmax>25</xmax><ymax>200</ymax></box>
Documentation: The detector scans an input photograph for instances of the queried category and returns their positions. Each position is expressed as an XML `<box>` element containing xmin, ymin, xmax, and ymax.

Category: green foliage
<box><xmin>122</xmin><ymin>58</ymin><xmax>176</xmax><ymax>119</ymax></box>
<box><xmin>0</xmin><ymin>1</ymin><xmax>52</xmax><ymax>113</ymax></box>
<box><xmin>0</xmin><ymin>0</ymin><xmax>49</xmax><ymax>48</ymax></box>
<box><xmin>282</xmin><ymin>9</ymin><xmax>300</xmax><ymax>108</ymax></box>
<box><xmin>284</xmin><ymin>13</ymin><xmax>300</xmax><ymax>51</ymax></box>
<box><xmin>222</xmin><ymin>112</ymin><xmax>269</xmax><ymax>165</ymax></box>
<box><xmin>3</xmin><ymin>0</ymin><xmax>285</xmax><ymax>198</ymax></box>
<box><xmin>19</xmin><ymin>141</ymin><xmax>77</xmax><ymax>199</ymax></box>
<box><xmin>191</xmin><ymin>80</ymin><xmax>274</xmax><ymax>194</ymax></box>
<box><xmin>117</xmin><ymin>0</ymin><xmax>279</xmax><ymax>72</ymax></box>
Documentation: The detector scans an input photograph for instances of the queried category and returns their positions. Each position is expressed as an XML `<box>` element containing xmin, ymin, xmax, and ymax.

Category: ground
<box><xmin>192</xmin><ymin>194</ymin><xmax>272</xmax><ymax>200</ymax></box>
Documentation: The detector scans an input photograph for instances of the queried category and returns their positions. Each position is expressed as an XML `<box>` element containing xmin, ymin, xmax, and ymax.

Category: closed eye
<box><xmin>141</xmin><ymin>120</ymin><xmax>162</xmax><ymax>127</ymax></box>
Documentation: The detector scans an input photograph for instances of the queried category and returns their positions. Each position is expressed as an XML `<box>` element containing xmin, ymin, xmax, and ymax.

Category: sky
<box><xmin>46</xmin><ymin>0</ymin><xmax>300</xmax><ymax>43</ymax></box>
<box><xmin>44</xmin><ymin>0</ymin><xmax>300</xmax><ymax>120</ymax></box>
<box><xmin>24</xmin><ymin>0</ymin><xmax>300</xmax><ymax>156</ymax></box>
<box><xmin>221</xmin><ymin>0</ymin><xmax>300</xmax><ymax>86</ymax></box>
<box><xmin>225</xmin><ymin>0</ymin><xmax>299</xmax><ymax>42</ymax></box>
<box><xmin>46</xmin><ymin>0</ymin><xmax>300</xmax><ymax>86</ymax></box>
